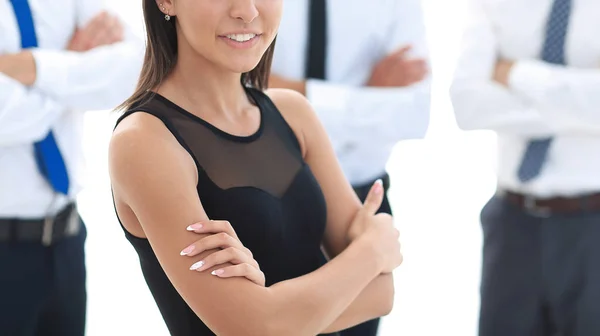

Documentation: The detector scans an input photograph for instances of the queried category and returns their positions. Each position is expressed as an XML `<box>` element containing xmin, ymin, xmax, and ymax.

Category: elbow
<box><xmin>374</xmin><ymin>275</ymin><xmax>395</xmax><ymax>318</ymax></box>
<box><xmin>261</xmin><ymin>323</ymin><xmax>303</xmax><ymax>336</ymax></box>
<box><xmin>449</xmin><ymin>82</ymin><xmax>483</xmax><ymax>132</ymax></box>
<box><xmin>453</xmin><ymin>109</ymin><xmax>479</xmax><ymax>132</ymax></box>
<box><xmin>378</xmin><ymin>282</ymin><xmax>396</xmax><ymax>317</ymax></box>
<box><xmin>216</xmin><ymin>320</ymin><xmax>279</xmax><ymax>336</ymax></box>
<box><xmin>380</xmin><ymin>292</ymin><xmax>395</xmax><ymax>317</ymax></box>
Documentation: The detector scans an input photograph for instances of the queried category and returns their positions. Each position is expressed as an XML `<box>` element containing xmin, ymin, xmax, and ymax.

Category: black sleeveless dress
<box><xmin>114</xmin><ymin>87</ymin><xmax>337</xmax><ymax>336</ymax></box>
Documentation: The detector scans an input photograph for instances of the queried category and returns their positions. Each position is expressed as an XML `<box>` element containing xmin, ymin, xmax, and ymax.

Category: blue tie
<box><xmin>517</xmin><ymin>0</ymin><xmax>572</xmax><ymax>182</ymax></box>
<box><xmin>9</xmin><ymin>0</ymin><xmax>70</xmax><ymax>195</ymax></box>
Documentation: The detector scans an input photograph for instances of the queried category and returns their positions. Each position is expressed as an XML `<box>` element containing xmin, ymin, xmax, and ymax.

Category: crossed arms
<box><xmin>0</xmin><ymin>5</ymin><xmax>143</xmax><ymax>146</ymax></box>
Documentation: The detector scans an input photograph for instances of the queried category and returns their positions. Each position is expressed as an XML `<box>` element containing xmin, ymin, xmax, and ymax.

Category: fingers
<box><xmin>212</xmin><ymin>264</ymin><xmax>266</xmax><ymax>286</ymax></box>
<box><xmin>187</xmin><ymin>220</ymin><xmax>239</xmax><ymax>240</ymax></box>
<box><xmin>180</xmin><ymin>231</ymin><xmax>245</xmax><ymax>257</ymax></box>
<box><xmin>188</xmin><ymin>246</ymin><xmax>258</xmax><ymax>272</ymax></box>
<box><xmin>88</xmin><ymin>14</ymin><xmax>123</xmax><ymax>47</ymax></box>
<box><xmin>389</xmin><ymin>45</ymin><xmax>413</xmax><ymax>58</ymax></box>
<box><xmin>403</xmin><ymin>59</ymin><xmax>428</xmax><ymax>83</ymax></box>
<box><xmin>80</xmin><ymin>11</ymin><xmax>109</xmax><ymax>48</ymax></box>
<box><xmin>73</xmin><ymin>11</ymin><xmax>124</xmax><ymax>51</ymax></box>
<box><xmin>383</xmin><ymin>58</ymin><xmax>427</xmax><ymax>86</ymax></box>
<box><xmin>186</xmin><ymin>246</ymin><xmax>265</xmax><ymax>286</ymax></box>
<box><xmin>361</xmin><ymin>179</ymin><xmax>384</xmax><ymax>216</ymax></box>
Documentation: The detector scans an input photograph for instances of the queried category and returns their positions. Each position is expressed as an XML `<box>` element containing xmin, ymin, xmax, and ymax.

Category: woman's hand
<box><xmin>347</xmin><ymin>180</ymin><xmax>402</xmax><ymax>274</ymax></box>
<box><xmin>181</xmin><ymin>220</ymin><xmax>265</xmax><ymax>286</ymax></box>
<box><xmin>347</xmin><ymin>179</ymin><xmax>386</xmax><ymax>242</ymax></box>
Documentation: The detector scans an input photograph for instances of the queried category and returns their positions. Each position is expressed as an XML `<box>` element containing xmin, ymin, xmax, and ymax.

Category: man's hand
<box><xmin>0</xmin><ymin>51</ymin><xmax>36</xmax><ymax>86</ymax></box>
<box><xmin>367</xmin><ymin>45</ymin><xmax>428</xmax><ymax>88</ymax></box>
<box><xmin>268</xmin><ymin>74</ymin><xmax>307</xmax><ymax>95</ymax></box>
<box><xmin>493</xmin><ymin>59</ymin><xmax>514</xmax><ymax>87</ymax></box>
<box><xmin>68</xmin><ymin>11</ymin><xmax>124</xmax><ymax>52</ymax></box>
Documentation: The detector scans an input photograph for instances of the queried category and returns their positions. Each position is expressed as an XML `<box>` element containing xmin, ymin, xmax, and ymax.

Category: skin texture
<box><xmin>109</xmin><ymin>1</ymin><xmax>402</xmax><ymax>335</ymax></box>
<box><xmin>493</xmin><ymin>59</ymin><xmax>515</xmax><ymax>87</ymax></box>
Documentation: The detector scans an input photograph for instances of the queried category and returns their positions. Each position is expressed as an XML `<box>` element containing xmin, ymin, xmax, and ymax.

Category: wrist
<box><xmin>19</xmin><ymin>51</ymin><xmax>37</xmax><ymax>86</ymax></box>
<box><xmin>0</xmin><ymin>52</ymin><xmax>37</xmax><ymax>86</ymax></box>
<box><xmin>352</xmin><ymin>234</ymin><xmax>385</xmax><ymax>273</ymax></box>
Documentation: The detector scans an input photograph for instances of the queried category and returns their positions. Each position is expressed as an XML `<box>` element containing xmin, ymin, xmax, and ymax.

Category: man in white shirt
<box><xmin>451</xmin><ymin>0</ymin><xmax>600</xmax><ymax>334</ymax></box>
<box><xmin>0</xmin><ymin>0</ymin><xmax>143</xmax><ymax>334</ymax></box>
<box><xmin>268</xmin><ymin>1</ymin><xmax>431</xmax><ymax>335</ymax></box>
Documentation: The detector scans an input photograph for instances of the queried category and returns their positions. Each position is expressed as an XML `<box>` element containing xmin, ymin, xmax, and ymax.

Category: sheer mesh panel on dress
<box><xmin>135</xmin><ymin>88</ymin><xmax>305</xmax><ymax>199</ymax></box>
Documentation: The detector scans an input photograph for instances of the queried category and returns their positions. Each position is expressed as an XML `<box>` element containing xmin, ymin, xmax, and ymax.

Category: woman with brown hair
<box><xmin>109</xmin><ymin>1</ymin><xmax>402</xmax><ymax>335</ymax></box>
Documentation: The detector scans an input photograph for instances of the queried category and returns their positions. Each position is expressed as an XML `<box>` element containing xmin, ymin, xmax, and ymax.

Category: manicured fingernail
<box><xmin>180</xmin><ymin>245</ymin><xmax>195</xmax><ymax>256</ymax></box>
<box><xmin>374</xmin><ymin>179</ymin><xmax>383</xmax><ymax>195</ymax></box>
<box><xmin>190</xmin><ymin>261</ymin><xmax>204</xmax><ymax>271</ymax></box>
<box><xmin>211</xmin><ymin>269</ymin><xmax>224</xmax><ymax>276</ymax></box>
<box><xmin>186</xmin><ymin>223</ymin><xmax>203</xmax><ymax>231</ymax></box>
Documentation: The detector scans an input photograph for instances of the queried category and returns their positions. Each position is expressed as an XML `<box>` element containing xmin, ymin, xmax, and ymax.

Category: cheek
<box><xmin>177</xmin><ymin>14</ymin><xmax>217</xmax><ymax>48</ymax></box>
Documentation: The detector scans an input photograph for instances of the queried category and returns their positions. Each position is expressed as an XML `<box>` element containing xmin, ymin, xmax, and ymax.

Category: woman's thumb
<box><xmin>361</xmin><ymin>179</ymin><xmax>384</xmax><ymax>216</ymax></box>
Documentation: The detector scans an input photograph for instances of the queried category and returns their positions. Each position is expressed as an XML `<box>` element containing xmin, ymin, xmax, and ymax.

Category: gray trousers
<box><xmin>479</xmin><ymin>195</ymin><xmax>600</xmax><ymax>336</ymax></box>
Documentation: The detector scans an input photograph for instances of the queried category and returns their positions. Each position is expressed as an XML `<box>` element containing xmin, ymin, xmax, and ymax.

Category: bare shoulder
<box><xmin>263</xmin><ymin>88</ymin><xmax>321</xmax><ymax>157</ymax></box>
<box><xmin>109</xmin><ymin>112</ymin><xmax>197</xmax><ymax>202</ymax></box>
<box><xmin>264</xmin><ymin>88</ymin><xmax>312</xmax><ymax>112</ymax></box>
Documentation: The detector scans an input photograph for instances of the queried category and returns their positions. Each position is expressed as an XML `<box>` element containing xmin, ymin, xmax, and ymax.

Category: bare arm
<box><xmin>267</xmin><ymin>89</ymin><xmax>397</xmax><ymax>332</ymax></box>
<box><xmin>109</xmin><ymin>111</ymin><xmax>399</xmax><ymax>336</ymax></box>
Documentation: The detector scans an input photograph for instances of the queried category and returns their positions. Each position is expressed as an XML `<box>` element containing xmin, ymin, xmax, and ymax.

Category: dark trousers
<box><xmin>338</xmin><ymin>174</ymin><xmax>392</xmax><ymax>336</ymax></box>
<box><xmin>0</xmin><ymin>219</ymin><xmax>87</xmax><ymax>336</ymax></box>
<box><xmin>479</xmin><ymin>195</ymin><xmax>600</xmax><ymax>336</ymax></box>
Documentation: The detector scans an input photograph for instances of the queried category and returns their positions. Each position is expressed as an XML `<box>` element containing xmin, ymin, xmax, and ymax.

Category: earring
<box><xmin>159</xmin><ymin>3</ymin><xmax>171</xmax><ymax>21</ymax></box>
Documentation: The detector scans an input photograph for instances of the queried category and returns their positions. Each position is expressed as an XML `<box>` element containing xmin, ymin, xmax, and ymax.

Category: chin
<box><xmin>222</xmin><ymin>56</ymin><xmax>264</xmax><ymax>75</ymax></box>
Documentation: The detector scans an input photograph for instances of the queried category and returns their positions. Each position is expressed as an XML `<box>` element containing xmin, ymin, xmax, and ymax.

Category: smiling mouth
<box><xmin>224</xmin><ymin>33</ymin><xmax>259</xmax><ymax>42</ymax></box>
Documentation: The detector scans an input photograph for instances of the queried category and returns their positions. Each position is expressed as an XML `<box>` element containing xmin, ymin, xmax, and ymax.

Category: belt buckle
<box><xmin>524</xmin><ymin>196</ymin><xmax>551</xmax><ymax>217</ymax></box>
<box><xmin>42</xmin><ymin>216</ymin><xmax>55</xmax><ymax>246</ymax></box>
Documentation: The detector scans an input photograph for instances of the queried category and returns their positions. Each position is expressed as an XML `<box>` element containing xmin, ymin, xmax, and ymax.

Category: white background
<box><xmin>80</xmin><ymin>0</ymin><xmax>498</xmax><ymax>335</ymax></box>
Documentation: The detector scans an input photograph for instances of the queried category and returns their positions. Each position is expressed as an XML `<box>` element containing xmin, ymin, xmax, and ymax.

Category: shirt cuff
<box><xmin>305</xmin><ymin>79</ymin><xmax>350</xmax><ymax>114</ymax></box>
<box><xmin>508</xmin><ymin>59</ymin><xmax>556</xmax><ymax>103</ymax></box>
<box><xmin>31</xmin><ymin>49</ymin><xmax>69</xmax><ymax>97</ymax></box>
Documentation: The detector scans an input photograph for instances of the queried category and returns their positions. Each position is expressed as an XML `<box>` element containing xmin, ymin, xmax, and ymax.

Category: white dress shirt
<box><xmin>0</xmin><ymin>0</ymin><xmax>144</xmax><ymax>218</ymax></box>
<box><xmin>450</xmin><ymin>0</ymin><xmax>600</xmax><ymax>197</ymax></box>
<box><xmin>272</xmin><ymin>0</ymin><xmax>431</xmax><ymax>186</ymax></box>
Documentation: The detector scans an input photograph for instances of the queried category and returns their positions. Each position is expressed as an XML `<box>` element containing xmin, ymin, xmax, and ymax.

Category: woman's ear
<box><xmin>156</xmin><ymin>0</ymin><xmax>176</xmax><ymax>17</ymax></box>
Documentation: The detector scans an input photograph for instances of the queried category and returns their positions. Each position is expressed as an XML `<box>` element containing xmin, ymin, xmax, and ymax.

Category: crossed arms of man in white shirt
<box><xmin>0</xmin><ymin>11</ymin><xmax>124</xmax><ymax>87</ymax></box>
<box><xmin>270</xmin><ymin>45</ymin><xmax>428</xmax><ymax>96</ymax></box>
<box><xmin>0</xmin><ymin>3</ymin><xmax>143</xmax><ymax>147</ymax></box>
<box><xmin>451</xmin><ymin>0</ymin><xmax>600</xmax><ymax>138</ymax></box>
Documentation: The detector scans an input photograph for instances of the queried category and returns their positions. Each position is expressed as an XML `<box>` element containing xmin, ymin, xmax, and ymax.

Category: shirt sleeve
<box><xmin>0</xmin><ymin>73</ymin><xmax>65</xmax><ymax>146</ymax></box>
<box><xmin>30</xmin><ymin>0</ymin><xmax>144</xmax><ymax>112</ymax></box>
<box><xmin>509</xmin><ymin>60</ymin><xmax>600</xmax><ymax>134</ymax></box>
<box><xmin>449</xmin><ymin>0</ymin><xmax>556</xmax><ymax>137</ymax></box>
<box><xmin>305</xmin><ymin>0</ymin><xmax>431</xmax><ymax>154</ymax></box>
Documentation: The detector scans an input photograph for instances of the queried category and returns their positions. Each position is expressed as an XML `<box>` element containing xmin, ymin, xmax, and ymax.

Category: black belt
<box><xmin>500</xmin><ymin>189</ymin><xmax>600</xmax><ymax>216</ymax></box>
<box><xmin>0</xmin><ymin>203</ymin><xmax>80</xmax><ymax>246</ymax></box>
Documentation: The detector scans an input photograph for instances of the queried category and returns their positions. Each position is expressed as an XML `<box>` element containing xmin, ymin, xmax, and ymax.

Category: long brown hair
<box><xmin>117</xmin><ymin>0</ymin><xmax>277</xmax><ymax>112</ymax></box>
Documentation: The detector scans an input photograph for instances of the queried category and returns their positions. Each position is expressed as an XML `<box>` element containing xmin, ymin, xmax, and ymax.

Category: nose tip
<box><xmin>231</xmin><ymin>2</ymin><xmax>259</xmax><ymax>24</ymax></box>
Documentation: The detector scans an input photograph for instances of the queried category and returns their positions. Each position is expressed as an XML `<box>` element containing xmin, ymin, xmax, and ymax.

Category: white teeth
<box><xmin>226</xmin><ymin>33</ymin><xmax>256</xmax><ymax>42</ymax></box>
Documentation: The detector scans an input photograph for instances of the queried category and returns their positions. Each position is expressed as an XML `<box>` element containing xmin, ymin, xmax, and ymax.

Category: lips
<box><xmin>225</xmin><ymin>33</ymin><xmax>258</xmax><ymax>42</ymax></box>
